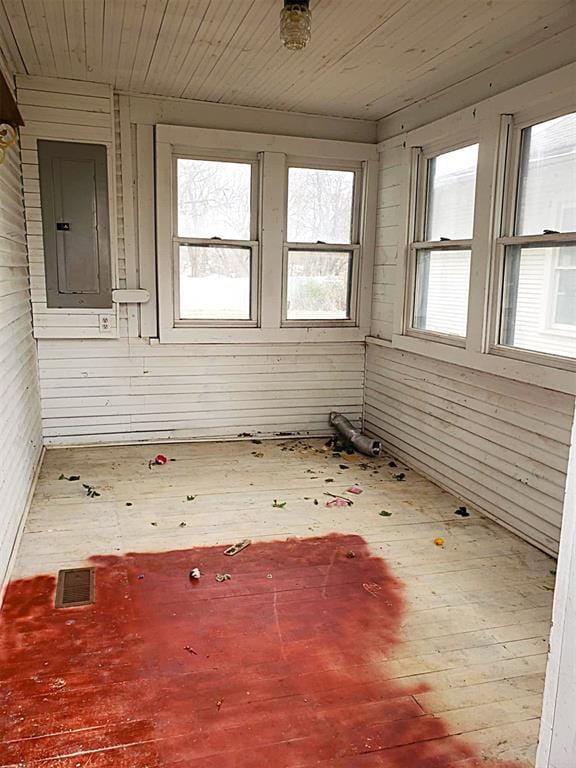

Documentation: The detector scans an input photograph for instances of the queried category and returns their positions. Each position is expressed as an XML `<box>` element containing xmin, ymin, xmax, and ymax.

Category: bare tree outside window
<box><xmin>176</xmin><ymin>159</ymin><xmax>253</xmax><ymax>320</ymax></box>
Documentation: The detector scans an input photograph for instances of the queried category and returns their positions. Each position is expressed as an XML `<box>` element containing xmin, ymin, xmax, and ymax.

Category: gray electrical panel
<box><xmin>38</xmin><ymin>140</ymin><xmax>112</xmax><ymax>308</ymax></box>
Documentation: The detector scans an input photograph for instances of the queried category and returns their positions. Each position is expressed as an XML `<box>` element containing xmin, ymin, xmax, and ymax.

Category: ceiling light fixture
<box><xmin>280</xmin><ymin>1</ymin><xmax>312</xmax><ymax>51</ymax></box>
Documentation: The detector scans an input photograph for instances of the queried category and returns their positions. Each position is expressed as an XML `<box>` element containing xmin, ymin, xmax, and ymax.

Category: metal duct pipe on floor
<box><xmin>329</xmin><ymin>412</ymin><xmax>381</xmax><ymax>457</ymax></box>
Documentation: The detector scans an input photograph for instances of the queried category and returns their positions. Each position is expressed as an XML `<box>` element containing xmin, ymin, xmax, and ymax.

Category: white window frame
<box><xmin>156</xmin><ymin>124</ymin><xmax>378</xmax><ymax>344</ymax></box>
<box><xmin>172</xmin><ymin>151</ymin><xmax>260</xmax><ymax>328</ymax></box>
<box><xmin>405</xmin><ymin>137</ymin><xmax>480</xmax><ymax>347</ymax></box>
<box><xmin>489</xmin><ymin>106</ymin><xmax>576</xmax><ymax>372</ymax></box>
<box><xmin>384</xmin><ymin>66</ymin><xmax>576</xmax><ymax>396</ymax></box>
<box><xmin>283</xmin><ymin>158</ymin><xmax>363</xmax><ymax>327</ymax></box>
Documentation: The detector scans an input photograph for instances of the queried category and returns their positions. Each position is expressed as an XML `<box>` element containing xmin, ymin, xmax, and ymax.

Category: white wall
<box><xmin>366</xmin><ymin>71</ymin><xmax>576</xmax><ymax>555</ymax></box>
<box><xmin>537</xmin><ymin>413</ymin><xmax>576</xmax><ymax>766</ymax></box>
<box><xmin>0</xmin><ymin>72</ymin><xmax>43</xmax><ymax>591</ymax></box>
<box><xmin>17</xmin><ymin>76</ymin><xmax>367</xmax><ymax>445</ymax></box>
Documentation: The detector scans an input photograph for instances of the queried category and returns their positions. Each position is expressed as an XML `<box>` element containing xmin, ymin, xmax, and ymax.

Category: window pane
<box><xmin>413</xmin><ymin>249</ymin><xmax>471</xmax><ymax>336</ymax></box>
<box><xmin>179</xmin><ymin>245</ymin><xmax>251</xmax><ymax>320</ymax></box>
<box><xmin>516</xmin><ymin>112</ymin><xmax>576</xmax><ymax>235</ymax></box>
<box><xmin>287</xmin><ymin>168</ymin><xmax>354</xmax><ymax>244</ymax></box>
<box><xmin>287</xmin><ymin>251</ymin><xmax>351</xmax><ymax>320</ymax></box>
<box><xmin>177</xmin><ymin>159</ymin><xmax>252</xmax><ymax>239</ymax></box>
<box><xmin>426</xmin><ymin>144</ymin><xmax>479</xmax><ymax>241</ymax></box>
<box><xmin>500</xmin><ymin>244</ymin><xmax>576</xmax><ymax>358</ymax></box>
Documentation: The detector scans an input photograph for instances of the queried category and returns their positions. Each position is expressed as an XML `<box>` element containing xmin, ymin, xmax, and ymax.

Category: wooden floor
<box><xmin>1</xmin><ymin>438</ymin><xmax>555</xmax><ymax>767</ymax></box>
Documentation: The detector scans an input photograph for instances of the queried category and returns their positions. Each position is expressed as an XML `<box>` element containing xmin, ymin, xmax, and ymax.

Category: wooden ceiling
<box><xmin>0</xmin><ymin>0</ymin><xmax>574</xmax><ymax>121</ymax></box>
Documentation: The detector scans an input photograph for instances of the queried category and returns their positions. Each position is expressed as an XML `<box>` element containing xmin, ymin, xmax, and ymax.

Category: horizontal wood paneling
<box><xmin>16</xmin><ymin>74</ymin><xmax>120</xmax><ymax>340</ymax></box>
<box><xmin>364</xmin><ymin>343</ymin><xmax>575</xmax><ymax>556</ymax></box>
<box><xmin>37</xmin><ymin>340</ymin><xmax>365</xmax><ymax>445</ymax></box>
<box><xmin>0</xmin><ymin>133</ymin><xmax>43</xmax><ymax>591</ymax></box>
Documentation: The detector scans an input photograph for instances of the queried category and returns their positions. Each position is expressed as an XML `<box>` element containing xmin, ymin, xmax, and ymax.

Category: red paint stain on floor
<box><xmin>0</xmin><ymin>534</ymin><xmax>526</xmax><ymax>767</ymax></box>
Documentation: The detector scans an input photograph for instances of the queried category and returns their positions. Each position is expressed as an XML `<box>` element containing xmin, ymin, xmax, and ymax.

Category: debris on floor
<box><xmin>149</xmin><ymin>454</ymin><xmax>168</xmax><ymax>468</ymax></box>
<box><xmin>272</xmin><ymin>499</ymin><xmax>286</xmax><ymax>508</ymax></box>
<box><xmin>82</xmin><ymin>483</ymin><xmax>100</xmax><ymax>498</ymax></box>
<box><xmin>393</xmin><ymin>472</ymin><xmax>406</xmax><ymax>481</ymax></box>
<box><xmin>455</xmin><ymin>506</ymin><xmax>470</xmax><ymax>517</ymax></box>
<box><xmin>345</xmin><ymin>551</ymin><xmax>356</xmax><ymax>559</ymax></box>
<box><xmin>126</xmin><ymin>502</ymin><xmax>132</xmax><ymax>506</ymax></box>
<box><xmin>339</xmin><ymin>464</ymin><xmax>349</xmax><ymax>470</ymax></box>
<box><xmin>326</xmin><ymin>498</ymin><xmax>349</xmax><ymax>508</ymax></box>
<box><xmin>252</xmin><ymin>451</ymin><xmax>264</xmax><ymax>457</ymax></box>
<box><xmin>150</xmin><ymin>521</ymin><xmax>157</xmax><ymax>526</ymax></box>
<box><xmin>266</xmin><ymin>573</ymin><xmax>273</xmax><ymax>579</ymax></box>
<box><xmin>59</xmin><ymin>474</ymin><xmax>80</xmax><ymax>481</ymax></box>
<box><xmin>324</xmin><ymin>492</ymin><xmax>353</xmax><ymax>506</ymax></box>
<box><xmin>346</xmin><ymin>485</ymin><xmax>363</xmax><ymax>495</ymax></box>
<box><xmin>186</xmin><ymin>495</ymin><xmax>195</xmax><ymax>501</ymax></box>
<box><xmin>251</xmin><ymin>439</ymin><xmax>262</xmax><ymax>444</ymax></box>
<box><xmin>184</xmin><ymin>645</ymin><xmax>197</xmax><ymax>654</ymax></box>
<box><xmin>329</xmin><ymin>412</ymin><xmax>381</xmax><ymax>457</ymax></box>
<box><xmin>215</xmin><ymin>573</ymin><xmax>232</xmax><ymax>582</ymax></box>
<box><xmin>388</xmin><ymin>461</ymin><xmax>397</xmax><ymax>468</ymax></box>
<box><xmin>224</xmin><ymin>539</ymin><xmax>251</xmax><ymax>556</ymax></box>
<box><xmin>434</xmin><ymin>537</ymin><xmax>445</xmax><ymax>547</ymax></box>
<box><xmin>325</xmin><ymin>478</ymin><xmax>334</xmax><ymax>483</ymax></box>
<box><xmin>379</xmin><ymin>510</ymin><xmax>392</xmax><ymax>517</ymax></box>
<box><xmin>179</xmin><ymin>521</ymin><xmax>187</xmax><ymax>527</ymax></box>
<box><xmin>216</xmin><ymin>699</ymin><xmax>224</xmax><ymax>712</ymax></box>
<box><xmin>189</xmin><ymin>568</ymin><xmax>201</xmax><ymax>580</ymax></box>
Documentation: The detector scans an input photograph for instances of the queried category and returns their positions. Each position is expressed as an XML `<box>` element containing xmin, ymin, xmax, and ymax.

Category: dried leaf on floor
<box><xmin>379</xmin><ymin>510</ymin><xmax>392</xmax><ymax>517</ymax></box>
<box><xmin>272</xmin><ymin>499</ymin><xmax>287</xmax><ymax>508</ymax></box>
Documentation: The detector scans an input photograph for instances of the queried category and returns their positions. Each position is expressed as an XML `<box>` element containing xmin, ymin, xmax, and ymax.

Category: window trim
<box><xmin>489</xmin><ymin>110</ymin><xmax>576</xmax><ymax>368</ymax></box>
<box><xmin>156</xmin><ymin>124</ymin><xmax>378</xmax><ymax>344</ymax></box>
<box><xmin>405</xmin><ymin>139</ymin><xmax>480</xmax><ymax>343</ymax></box>
<box><xmin>282</xmin><ymin>159</ymin><xmax>363</xmax><ymax>327</ymax></box>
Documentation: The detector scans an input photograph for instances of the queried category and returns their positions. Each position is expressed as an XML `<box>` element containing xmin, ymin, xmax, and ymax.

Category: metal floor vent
<box><xmin>55</xmin><ymin>568</ymin><xmax>95</xmax><ymax>608</ymax></box>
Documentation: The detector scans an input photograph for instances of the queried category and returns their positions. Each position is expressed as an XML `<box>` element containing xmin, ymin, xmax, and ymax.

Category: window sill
<box><xmin>158</xmin><ymin>326</ymin><xmax>370</xmax><ymax>344</ymax></box>
<box><xmin>368</xmin><ymin>333</ymin><xmax>576</xmax><ymax>396</ymax></box>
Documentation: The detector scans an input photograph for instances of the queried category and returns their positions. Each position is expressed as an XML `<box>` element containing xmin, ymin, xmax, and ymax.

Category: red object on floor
<box><xmin>0</xmin><ymin>534</ymin><xmax>526</xmax><ymax>767</ymax></box>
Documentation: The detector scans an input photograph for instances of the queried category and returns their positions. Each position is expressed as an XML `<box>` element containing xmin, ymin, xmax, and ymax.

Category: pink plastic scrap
<box><xmin>326</xmin><ymin>498</ymin><xmax>350</xmax><ymax>508</ymax></box>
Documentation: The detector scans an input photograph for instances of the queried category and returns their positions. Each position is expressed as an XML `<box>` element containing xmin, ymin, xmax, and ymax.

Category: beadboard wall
<box><xmin>0</xmin><ymin>94</ymin><xmax>43</xmax><ymax>589</ymax></box>
<box><xmin>17</xmin><ymin>76</ymin><xmax>367</xmax><ymax>445</ymax></box>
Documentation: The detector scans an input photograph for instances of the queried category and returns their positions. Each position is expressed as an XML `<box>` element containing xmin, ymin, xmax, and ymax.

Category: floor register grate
<box><xmin>55</xmin><ymin>567</ymin><xmax>95</xmax><ymax>608</ymax></box>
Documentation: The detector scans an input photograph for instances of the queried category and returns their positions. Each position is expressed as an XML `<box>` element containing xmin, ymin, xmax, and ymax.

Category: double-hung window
<box><xmin>284</xmin><ymin>164</ymin><xmax>361</xmax><ymax>324</ymax></box>
<box><xmin>409</xmin><ymin>143</ymin><xmax>479</xmax><ymax>340</ymax></box>
<box><xmin>497</xmin><ymin>111</ymin><xmax>576</xmax><ymax>360</ymax></box>
<box><xmin>175</xmin><ymin>156</ymin><xmax>258</xmax><ymax>324</ymax></box>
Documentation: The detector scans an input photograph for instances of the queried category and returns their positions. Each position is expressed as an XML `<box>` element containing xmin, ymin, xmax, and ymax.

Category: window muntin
<box><xmin>413</xmin><ymin>249</ymin><xmax>471</xmax><ymax>337</ymax></box>
<box><xmin>497</xmin><ymin>111</ymin><xmax>576</xmax><ymax>360</ymax></box>
<box><xmin>287</xmin><ymin>167</ymin><xmax>354</xmax><ymax>243</ymax></box>
<box><xmin>409</xmin><ymin>143</ymin><xmax>478</xmax><ymax>340</ymax></box>
<box><xmin>284</xmin><ymin>164</ymin><xmax>361</xmax><ymax>324</ymax></box>
<box><xmin>426</xmin><ymin>144</ymin><xmax>479</xmax><ymax>241</ymax></box>
<box><xmin>286</xmin><ymin>250</ymin><xmax>352</xmax><ymax>320</ymax></box>
<box><xmin>174</xmin><ymin>157</ymin><xmax>257</xmax><ymax>323</ymax></box>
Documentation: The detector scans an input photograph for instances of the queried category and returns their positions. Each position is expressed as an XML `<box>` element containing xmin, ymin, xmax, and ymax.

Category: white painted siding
<box><xmin>0</xmin><ymin>123</ymin><xmax>43</xmax><ymax>589</ymax></box>
<box><xmin>16</xmin><ymin>75</ymin><xmax>120</xmax><ymax>340</ymax></box>
<box><xmin>16</xmin><ymin>76</ymin><xmax>368</xmax><ymax>446</ymax></box>
<box><xmin>364</xmin><ymin>344</ymin><xmax>574</xmax><ymax>555</ymax></box>
<box><xmin>37</xmin><ymin>340</ymin><xmax>364</xmax><ymax>445</ymax></box>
